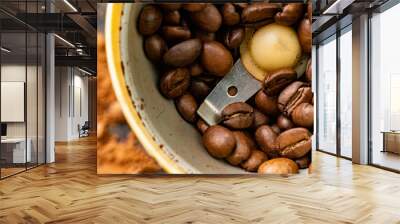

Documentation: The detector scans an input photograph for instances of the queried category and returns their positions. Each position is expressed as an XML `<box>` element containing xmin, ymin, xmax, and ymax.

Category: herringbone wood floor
<box><xmin>0</xmin><ymin>136</ymin><xmax>400</xmax><ymax>224</ymax></box>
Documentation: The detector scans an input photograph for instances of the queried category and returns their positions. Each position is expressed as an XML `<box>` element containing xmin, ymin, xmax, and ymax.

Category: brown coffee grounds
<box><xmin>97</xmin><ymin>34</ymin><xmax>161</xmax><ymax>174</ymax></box>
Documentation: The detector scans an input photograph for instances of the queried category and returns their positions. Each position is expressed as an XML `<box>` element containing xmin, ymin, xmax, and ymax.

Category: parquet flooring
<box><xmin>1</xmin><ymin>136</ymin><xmax>400</xmax><ymax>223</ymax></box>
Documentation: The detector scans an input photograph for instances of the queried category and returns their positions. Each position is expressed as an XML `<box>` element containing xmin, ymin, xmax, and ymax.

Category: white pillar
<box><xmin>352</xmin><ymin>14</ymin><xmax>369</xmax><ymax>164</ymax></box>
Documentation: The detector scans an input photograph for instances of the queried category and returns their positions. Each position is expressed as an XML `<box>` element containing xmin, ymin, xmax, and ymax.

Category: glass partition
<box><xmin>0</xmin><ymin>1</ymin><xmax>46</xmax><ymax>179</ymax></box>
<box><xmin>370</xmin><ymin>3</ymin><xmax>400</xmax><ymax>171</ymax></box>
<box><xmin>317</xmin><ymin>35</ymin><xmax>337</xmax><ymax>155</ymax></box>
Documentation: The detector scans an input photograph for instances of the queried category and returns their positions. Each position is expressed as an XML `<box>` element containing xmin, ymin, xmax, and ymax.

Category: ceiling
<box><xmin>0</xmin><ymin>0</ymin><xmax>96</xmax><ymax>75</ymax></box>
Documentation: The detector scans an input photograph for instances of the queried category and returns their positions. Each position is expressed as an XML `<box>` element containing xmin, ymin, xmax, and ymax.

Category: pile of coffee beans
<box><xmin>137</xmin><ymin>2</ymin><xmax>313</xmax><ymax>174</ymax></box>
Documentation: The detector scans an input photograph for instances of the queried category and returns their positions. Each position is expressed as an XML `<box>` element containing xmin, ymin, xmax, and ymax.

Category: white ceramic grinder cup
<box><xmin>105</xmin><ymin>3</ymin><xmax>310</xmax><ymax>174</ymax></box>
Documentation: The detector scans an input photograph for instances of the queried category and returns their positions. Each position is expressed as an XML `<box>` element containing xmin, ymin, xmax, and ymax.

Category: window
<box><xmin>339</xmin><ymin>27</ymin><xmax>352</xmax><ymax>158</ymax></box>
<box><xmin>317</xmin><ymin>36</ymin><xmax>337</xmax><ymax>154</ymax></box>
<box><xmin>370</xmin><ymin>3</ymin><xmax>400</xmax><ymax>171</ymax></box>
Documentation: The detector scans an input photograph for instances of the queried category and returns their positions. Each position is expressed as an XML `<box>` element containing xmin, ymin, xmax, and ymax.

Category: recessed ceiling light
<box><xmin>1</xmin><ymin>47</ymin><xmax>11</xmax><ymax>53</ymax></box>
<box><xmin>54</xmin><ymin>34</ymin><xmax>75</xmax><ymax>48</ymax></box>
<box><xmin>63</xmin><ymin>0</ymin><xmax>78</xmax><ymax>12</ymax></box>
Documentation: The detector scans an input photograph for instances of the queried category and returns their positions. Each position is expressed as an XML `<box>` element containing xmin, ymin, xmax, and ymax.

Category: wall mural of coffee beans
<box><xmin>132</xmin><ymin>1</ymin><xmax>313</xmax><ymax>174</ymax></box>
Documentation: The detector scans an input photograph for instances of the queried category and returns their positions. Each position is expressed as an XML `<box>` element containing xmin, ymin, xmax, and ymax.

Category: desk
<box><xmin>1</xmin><ymin>138</ymin><xmax>31</xmax><ymax>163</ymax></box>
<box><xmin>382</xmin><ymin>131</ymin><xmax>400</xmax><ymax>154</ymax></box>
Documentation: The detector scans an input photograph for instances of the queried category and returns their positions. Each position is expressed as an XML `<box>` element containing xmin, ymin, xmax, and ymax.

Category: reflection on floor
<box><xmin>0</xmin><ymin>136</ymin><xmax>400</xmax><ymax>223</ymax></box>
<box><xmin>0</xmin><ymin>163</ymin><xmax>43</xmax><ymax>179</ymax></box>
<box><xmin>373</xmin><ymin>150</ymin><xmax>400</xmax><ymax>171</ymax></box>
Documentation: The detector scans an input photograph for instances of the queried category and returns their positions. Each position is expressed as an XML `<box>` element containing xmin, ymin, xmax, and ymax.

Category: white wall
<box><xmin>54</xmin><ymin>66</ymin><xmax>89</xmax><ymax>141</ymax></box>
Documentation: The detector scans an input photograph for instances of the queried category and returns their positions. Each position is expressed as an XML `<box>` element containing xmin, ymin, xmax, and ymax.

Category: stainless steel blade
<box><xmin>197</xmin><ymin>59</ymin><xmax>262</xmax><ymax>126</ymax></box>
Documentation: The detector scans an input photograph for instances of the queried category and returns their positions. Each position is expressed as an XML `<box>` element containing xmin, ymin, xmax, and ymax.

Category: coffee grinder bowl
<box><xmin>106</xmin><ymin>3</ymin><xmax>248</xmax><ymax>174</ymax></box>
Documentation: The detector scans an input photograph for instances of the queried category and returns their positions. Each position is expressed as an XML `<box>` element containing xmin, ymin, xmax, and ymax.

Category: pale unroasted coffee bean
<box><xmin>241</xmin><ymin>149</ymin><xmax>268</xmax><ymax>172</ymax></box>
<box><xmin>203</xmin><ymin>125</ymin><xmax>236</xmax><ymax>158</ymax></box>
<box><xmin>226</xmin><ymin>131</ymin><xmax>252</xmax><ymax>166</ymax></box>
<box><xmin>291</xmin><ymin>103</ymin><xmax>314</xmax><ymax>128</ymax></box>
<box><xmin>258</xmin><ymin>158</ymin><xmax>299</xmax><ymax>174</ymax></box>
<box><xmin>222</xmin><ymin>102</ymin><xmax>254</xmax><ymax>129</ymax></box>
<box><xmin>274</xmin><ymin>3</ymin><xmax>304</xmax><ymax>26</ymax></box>
<box><xmin>163</xmin><ymin>39</ymin><xmax>202</xmax><ymax>67</ymax></box>
<box><xmin>144</xmin><ymin>34</ymin><xmax>167</xmax><ymax>63</ymax></box>
<box><xmin>159</xmin><ymin>68</ymin><xmax>190</xmax><ymax>99</ymax></box>
<box><xmin>138</xmin><ymin>5</ymin><xmax>162</xmax><ymax>36</ymax></box>
<box><xmin>276</xmin><ymin>127</ymin><xmax>312</xmax><ymax>159</ymax></box>
<box><xmin>190</xmin><ymin>4</ymin><xmax>222</xmax><ymax>33</ymax></box>
<box><xmin>176</xmin><ymin>94</ymin><xmax>198</xmax><ymax>123</ymax></box>
<box><xmin>201</xmin><ymin>41</ymin><xmax>233</xmax><ymax>76</ymax></box>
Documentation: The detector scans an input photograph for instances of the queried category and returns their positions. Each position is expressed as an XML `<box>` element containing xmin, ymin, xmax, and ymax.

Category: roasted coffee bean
<box><xmin>162</xmin><ymin>26</ymin><xmax>191</xmax><ymax>43</ymax></box>
<box><xmin>251</xmin><ymin>109</ymin><xmax>270</xmax><ymax>129</ymax></box>
<box><xmin>264</xmin><ymin>69</ymin><xmax>297</xmax><ymax>96</ymax></box>
<box><xmin>138</xmin><ymin>5</ymin><xmax>162</xmax><ymax>36</ymax></box>
<box><xmin>227</xmin><ymin>131</ymin><xmax>252</xmax><ymax>166</ymax></box>
<box><xmin>255</xmin><ymin>125</ymin><xmax>278</xmax><ymax>157</ymax></box>
<box><xmin>189</xmin><ymin>79</ymin><xmax>211</xmax><ymax>101</ymax></box>
<box><xmin>201</xmin><ymin>41</ymin><xmax>233</xmax><ymax>76</ymax></box>
<box><xmin>222</xmin><ymin>3</ymin><xmax>240</xmax><ymax>26</ymax></box>
<box><xmin>276</xmin><ymin>127</ymin><xmax>312</xmax><ymax>159</ymax></box>
<box><xmin>182</xmin><ymin>3</ymin><xmax>207</xmax><ymax>12</ymax></box>
<box><xmin>306</xmin><ymin>59</ymin><xmax>312</xmax><ymax>82</ymax></box>
<box><xmin>189</xmin><ymin>62</ymin><xmax>204</xmax><ymax>77</ymax></box>
<box><xmin>291</xmin><ymin>103</ymin><xmax>313</xmax><ymax>128</ymax></box>
<box><xmin>278</xmin><ymin>81</ymin><xmax>312</xmax><ymax>116</ymax></box>
<box><xmin>241</xmin><ymin>149</ymin><xmax>267</xmax><ymax>172</ymax></box>
<box><xmin>234</xmin><ymin>3</ymin><xmax>248</xmax><ymax>9</ymax></box>
<box><xmin>271</xmin><ymin>124</ymin><xmax>281</xmax><ymax>135</ymax></box>
<box><xmin>159</xmin><ymin>68</ymin><xmax>190</xmax><ymax>99</ymax></box>
<box><xmin>255</xmin><ymin>90</ymin><xmax>279</xmax><ymax>116</ymax></box>
<box><xmin>258</xmin><ymin>158</ymin><xmax>299</xmax><ymax>174</ymax></box>
<box><xmin>195</xmin><ymin>30</ymin><xmax>216</xmax><ymax>42</ymax></box>
<box><xmin>191</xmin><ymin>4</ymin><xmax>222</xmax><ymax>33</ymax></box>
<box><xmin>163</xmin><ymin>39</ymin><xmax>202</xmax><ymax>67</ymax></box>
<box><xmin>276</xmin><ymin>115</ymin><xmax>295</xmax><ymax>131</ymax></box>
<box><xmin>307</xmin><ymin>0</ymin><xmax>312</xmax><ymax>22</ymax></box>
<box><xmin>295</xmin><ymin>155</ymin><xmax>310</xmax><ymax>169</ymax></box>
<box><xmin>196</xmin><ymin>119</ymin><xmax>209</xmax><ymax>134</ymax></box>
<box><xmin>241</xmin><ymin>3</ymin><xmax>280</xmax><ymax>24</ymax></box>
<box><xmin>144</xmin><ymin>34</ymin><xmax>167</xmax><ymax>63</ymax></box>
<box><xmin>164</xmin><ymin>10</ymin><xmax>181</xmax><ymax>25</ymax></box>
<box><xmin>224</xmin><ymin>27</ymin><xmax>245</xmax><ymax>49</ymax></box>
<box><xmin>274</xmin><ymin>3</ymin><xmax>304</xmax><ymax>26</ymax></box>
<box><xmin>203</xmin><ymin>125</ymin><xmax>236</xmax><ymax>158</ymax></box>
<box><xmin>159</xmin><ymin>3</ymin><xmax>182</xmax><ymax>11</ymax></box>
<box><xmin>221</xmin><ymin>102</ymin><xmax>254</xmax><ymax>129</ymax></box>
<box><xmin>298</xmin><ymin>18</ymin><xmax>311</xmax><ymax>54</ymax></box>
<box><xmin>176</xmin><ymin>94</ymin><xmax>198</xmax><ymax>123</ymax></box>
